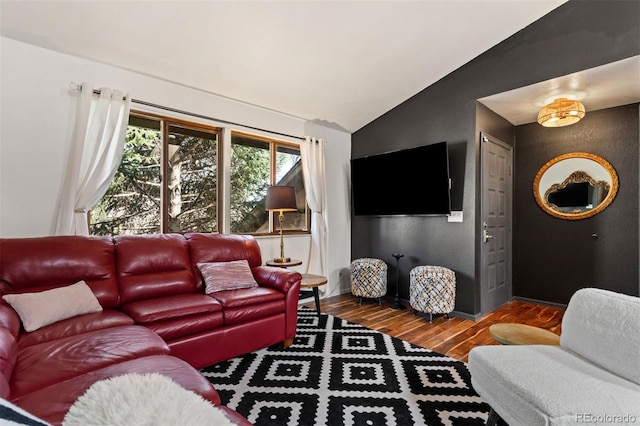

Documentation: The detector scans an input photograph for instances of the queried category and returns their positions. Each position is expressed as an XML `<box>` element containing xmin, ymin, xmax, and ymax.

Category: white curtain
<box><xmin>54</xmin><ymin>83</ymin><xmax>131</xmax><ymax>235</ymax></box>
<box><xmin>300</xmin><ymin>136</ymin><xmax>327</xmax><ymax>277</ymax></box>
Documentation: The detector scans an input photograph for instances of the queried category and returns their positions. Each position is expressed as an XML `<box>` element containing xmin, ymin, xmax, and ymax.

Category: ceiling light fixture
<box><xmin>537</xmin><ymin>97</ymin><xmax>586</xmax><ymax>127</ymax></box>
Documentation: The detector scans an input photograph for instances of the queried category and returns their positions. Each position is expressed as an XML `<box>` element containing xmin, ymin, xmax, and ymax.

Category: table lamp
<box><xmin>265</xmin><ymin>185</ymin><xmax>297</xmax><ymax>263</ymax></box>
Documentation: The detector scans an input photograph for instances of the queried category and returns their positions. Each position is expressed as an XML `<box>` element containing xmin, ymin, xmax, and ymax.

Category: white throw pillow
<box><xmin>197</xmin><ymin>259</ymin><xmax>259</xmax><ymax>294</ymax></box>
<box><xmin>2</xmin><ymin>281</ymin><xmax>103</xmax><ymax>332</ymax></box>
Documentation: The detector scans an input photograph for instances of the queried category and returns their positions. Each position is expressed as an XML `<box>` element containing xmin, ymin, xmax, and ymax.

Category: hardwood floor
<box><xmin>304</xmin><ymin>294</ymin><xmax>564</xmax><ymax>363</ymax></box>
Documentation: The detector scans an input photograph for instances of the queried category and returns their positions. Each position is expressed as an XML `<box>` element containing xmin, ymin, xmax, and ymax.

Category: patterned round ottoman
<box><xmin>409</xmin><ymin>265</ymin><xmax>456</xmax><ymax>322</ymax></box>
<box><xmin>350</xmin><ymin>258</ymin><xmax>387</xmax><ymax>305</ymax></box>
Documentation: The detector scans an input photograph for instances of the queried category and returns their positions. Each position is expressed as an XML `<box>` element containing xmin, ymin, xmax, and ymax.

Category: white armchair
<box><xmin>469</xmin><ymin>288</ymin><xmax>640</xmax><ymax>425</ymax></box>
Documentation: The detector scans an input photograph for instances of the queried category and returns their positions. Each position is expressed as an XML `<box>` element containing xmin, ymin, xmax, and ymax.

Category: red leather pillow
<box><xmin>197</xmin><ymin>260</ymin><xmax>258</xmax><ymax>294</ymax></box>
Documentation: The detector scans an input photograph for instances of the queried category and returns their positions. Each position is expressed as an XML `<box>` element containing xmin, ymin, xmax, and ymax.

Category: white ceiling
<box><xmin>6</xmin><ymin>0</ymin><xmax>623</xmax><ymax>133</ymax></box>
<box><xmin>479</xmin><ymin>56</ymin><xmax>640</xmax><ymax>125</ymax></box>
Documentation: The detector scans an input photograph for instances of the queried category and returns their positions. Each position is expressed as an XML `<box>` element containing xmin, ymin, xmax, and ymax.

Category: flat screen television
<box><xmin>351</xmin><ymin>141</ymin><xmax>451</xmax><ymax>216</ymax></box>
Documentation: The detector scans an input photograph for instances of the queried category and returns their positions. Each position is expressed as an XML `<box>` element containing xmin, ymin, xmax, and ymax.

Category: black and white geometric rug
<box><xmin>201</xmin><ymin>307</ymin><xmax>491</xmax><ymax>426</ymax></box>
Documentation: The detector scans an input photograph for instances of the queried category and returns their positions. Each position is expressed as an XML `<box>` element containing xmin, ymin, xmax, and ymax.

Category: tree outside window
<box><xmin>91</xmin><ymin>118</ymin><xmax>162</xmax><ymax>235</ymax></box>
<box><xmin>91</xmin><ymin>114</ymin><xmax>220</xmax><ymax>235</ymax></box>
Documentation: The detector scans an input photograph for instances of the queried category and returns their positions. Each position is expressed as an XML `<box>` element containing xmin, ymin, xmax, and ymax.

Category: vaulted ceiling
<box><xmin>1</xmin><ymin>1</ymin><xmax>576</xmax><ymax>132</ymax></box>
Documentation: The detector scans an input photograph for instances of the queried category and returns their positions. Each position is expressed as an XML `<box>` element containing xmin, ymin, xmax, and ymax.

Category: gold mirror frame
<box><xmin>533</xmin><ymin>152</ymin><xmax>619</xmax><ymax>220</ymax></box>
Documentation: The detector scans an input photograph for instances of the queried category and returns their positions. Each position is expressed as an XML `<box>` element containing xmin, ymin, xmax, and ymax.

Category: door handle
<box><xmin>483</xmin><ymin>229</ymin><xmax>494</xmax><ymax>243</ymax></box>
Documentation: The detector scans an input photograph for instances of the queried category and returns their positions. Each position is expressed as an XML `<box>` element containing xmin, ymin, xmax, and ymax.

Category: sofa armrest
<box><xmin>252</xmin><ymin>266</ymin><xmax>301</xmax><ymax>342</ymax></box>
<box><xmin>252</xmin><ymin>266</ymin><xmax>302</xmax><ymax>294</ymax></box>
<box><xmin>560</xmin><ymin>288</ymin><xmax>640</xmax><ymax>386</ymax></box>
<box><xmin>0</xmin><ymin>328</ymin><xmax>17</xmax><ymax>399</ymax></box>
<box><xmin>0</xmin><ymin>304</ymin><xmax>20</xmax><ymax>338</ymax></box>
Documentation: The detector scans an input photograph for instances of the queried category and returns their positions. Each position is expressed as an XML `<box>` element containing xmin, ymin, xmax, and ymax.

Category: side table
<box><xmin>300</xmin><ymin>274</ymin><xmax>327</xmax><ymax>316</ymax></box>
<box><xmin>489</xmin><ymin>323</ymin><xmax>560</xmax><ymax>346</ymax></box>
<box><xmin>265</xmin><ymin>260</ymin><xmax>325</xmax><ymax>316</ymax></box>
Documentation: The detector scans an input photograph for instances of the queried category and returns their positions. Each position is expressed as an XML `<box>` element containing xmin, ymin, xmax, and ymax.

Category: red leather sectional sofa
<box><xmin>0</xmin><ymin>232</ymin><xmax>302</xmax><ymax>425</ymax></box>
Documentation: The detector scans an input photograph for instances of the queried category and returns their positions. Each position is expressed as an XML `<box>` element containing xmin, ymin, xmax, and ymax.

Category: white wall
<box><xmin>0</xmin><ymin>37</ymin><xmax>351</xmax><ymax>296</ymax></box>
<box><xmin>304</xmin><ymin>122</ymin><xmax>352</xmax><ymax>296</ymax></box>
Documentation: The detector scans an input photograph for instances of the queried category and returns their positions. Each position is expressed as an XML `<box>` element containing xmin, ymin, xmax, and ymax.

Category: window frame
<box><xmin>90</xmin><ymin>110</ymin><xmax>223</xmax><ymax>235</ymax></box>
<box><xmin>160</xmin><ymin>117</ymin><xmax>223</xmax><ymax>233</ymax></box>
<box><xmin>91</xmin><ymin>111</ymin><xmax>310</xmax><ymax>237</ymax></box>
<box><xmin>231</xmin><ymin>130</ymin><xmax>310</xmax><ymax>236</ymax></box>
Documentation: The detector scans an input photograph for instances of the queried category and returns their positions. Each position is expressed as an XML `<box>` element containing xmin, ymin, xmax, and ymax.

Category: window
<box><xmin>230</xmin><ymin>132</ymin><xmax>308</xmax><ymax>235</ymax></box>
<box><xmin>91</xmin><ymin>113</ymin><xmax>308</xmax><ymax>236</ymax></box>
<box><xmin>91</xmin><ymin>113</ymin><xmax>220</xmax><ymax>235</ymax></box>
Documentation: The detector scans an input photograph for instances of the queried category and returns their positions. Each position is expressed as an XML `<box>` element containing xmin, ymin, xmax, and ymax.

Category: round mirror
<box><xmin>533</xmin><ymin>152</ymin><xmax>619</xmax><ymax>220</ymax></box>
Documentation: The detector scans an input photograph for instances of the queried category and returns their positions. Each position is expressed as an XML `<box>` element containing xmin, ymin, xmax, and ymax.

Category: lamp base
<box><xmin>271</xmin><ymin>257</ymin><xmax>291</xmax><ymax>263</ymax></box>
<box><xmin>391</xmin><ymin>302</ymin><xmax>406</xmax><ymax>310</ymax></box>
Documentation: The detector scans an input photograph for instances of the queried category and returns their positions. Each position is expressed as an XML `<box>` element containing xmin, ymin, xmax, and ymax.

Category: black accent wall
<box><xmin>514</xmin><ymin>104</ymin><xmax>639</xmax><ymax>304</ymax></box>
<box><xmin>351</xmin><ymin>1</ymin><xmax>640</xmax><ymax>314</ymax></box>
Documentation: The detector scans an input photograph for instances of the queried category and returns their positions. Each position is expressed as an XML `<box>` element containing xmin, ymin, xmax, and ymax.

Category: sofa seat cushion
<box><xmin>17</xmin><ymin>310</ymin><xmax>134</xmax><ymax>349</ymax></box>
<box><xmin>11</xmin><ymin>355</ymin><xmax>220</xmax><ymax>426</ymax></box>
<box><xmin>145</xmin><ymin>312</ymin><xmax>225</xmax><ymax>341</ymax></box>
<box><xmin>10</xmin><ymin>325</ymin><xmax>170</xmax><ymax>399</ymax></box>
<box><xmin>210</xmin><ymin>287</ymin><xmax>284</xmax><ymax>326</ymax></box>
<box><xmin>211</xmin><ymin>287</ymin><xmax>286</xmax><ymax>325</ymax></box>
<box><xmin>120</xmin><ymin>294</ymin><xmax>222</xmax><ymax>324</ymax></box>
<box><xmin>224</xmin><ymin>300</ymin><xmax>286</xmax><ymax>326</ymax></box>
<box><xmin>211</xmin><ymin>286</ymin><xmax>283</xmax><ymax>309</ymax></box>
<box><xmin>469</xmin><ymin>345</ymin><xmax>640</xmax><ymax>425</ymax></box>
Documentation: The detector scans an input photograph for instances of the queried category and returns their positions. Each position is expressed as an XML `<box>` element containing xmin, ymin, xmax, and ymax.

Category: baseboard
<box><xmin>450</xmin><ymin>310</ymin><xmax>481</xmax><ymax>321</ymax></box>
<box><xmin>512</xmin><ymin>296</ymin><xmax>567</xmax><ymax>309</ymax></box>
<box><xmin>318</xmin><ymin>292</ymin><xmax>485</xmax><ymax>320</ymax></box>
<box><xmin>308</xmin><ymin>291</ymin><xmax>565</xmax><ymax>318</ymax></box>
<box><xmin>386</xmin><ymin>298</ymin><xmax>480</xmax><ymax>321</ymax></box>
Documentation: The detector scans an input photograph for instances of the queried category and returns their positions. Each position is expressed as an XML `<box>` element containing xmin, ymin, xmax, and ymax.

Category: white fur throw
<box><xmin>62</xmin><ymin>373</ymin><xmax>234</xmax><ymax>426</ymax></box>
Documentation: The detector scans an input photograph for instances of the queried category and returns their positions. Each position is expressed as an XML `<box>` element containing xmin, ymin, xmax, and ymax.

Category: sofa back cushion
<box><xmin>185</xmin><ymin>233</ymin><xmax>262</xmax><ymax>291</ymax></box>
<box><xmin>560</xmin><ymin>288</ymin><xmax>640</xmax><ymax>386</ymax></box>
<box><xmin>115</xmin><ymin>234</ymin><xmax>196</xmax><ymax>304</ymax></box>
<box><xmin>0</xmin><ymin>236</ymin><xmax>119</xmax><ymax>308</ymax></box>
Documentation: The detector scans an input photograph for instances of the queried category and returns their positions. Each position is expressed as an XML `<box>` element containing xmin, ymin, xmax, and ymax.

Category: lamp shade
<box><xmin>265</xmin><ymin>186</ymin><xmax>297</xmax><ymax>211</ymax></box>
<box><xmin>537</xmin><ymin>97</ymin><xmax>586</xmax><ymax>127</ymax></box>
